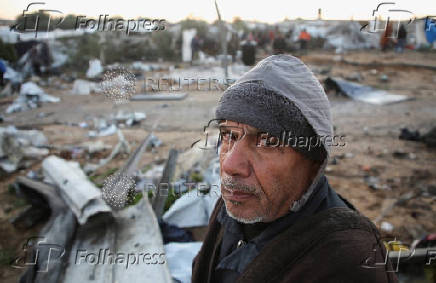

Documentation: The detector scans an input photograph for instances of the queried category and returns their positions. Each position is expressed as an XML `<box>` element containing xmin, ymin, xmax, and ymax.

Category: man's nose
<box><xmin>220</xmin><ymin>141</ymin><xmax>251</xmax><ymax>178</ymax></box>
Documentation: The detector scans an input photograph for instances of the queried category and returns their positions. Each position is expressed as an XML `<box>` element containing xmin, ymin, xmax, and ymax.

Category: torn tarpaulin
<box><xmin>324</xmin><ymin>77</ymin><xmax>412</xmax><ymax>105</ymax></box>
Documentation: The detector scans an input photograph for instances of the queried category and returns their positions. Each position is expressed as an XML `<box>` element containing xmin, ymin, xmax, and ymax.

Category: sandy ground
<box><xmin>0</xmin><ymin>50</ymin><xmax>435</xmax><ymax>281</ymax></box>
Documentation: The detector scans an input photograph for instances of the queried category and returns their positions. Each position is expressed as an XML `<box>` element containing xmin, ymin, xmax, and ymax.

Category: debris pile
<box><xmin>6</xmin><ymin>82</ymin><xmax>60</xmax><ymax>113</ymax></box>
<box><xmin>0</xmin><ymin>126</ymin><xmax>49</xmax><ymax>173</ymax></box>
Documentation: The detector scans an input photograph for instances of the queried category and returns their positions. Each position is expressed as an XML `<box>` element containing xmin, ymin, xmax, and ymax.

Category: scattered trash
<box><xmin>86</xmin><ymin>59</ymin><xmax>103</xmax><ymax>79</ymax></box>
<box><xmin>375</xmin><ymin>191</ymin><xmax>418</xmax><ymax>224</ymax></box>
<box><xmin>84</xmin><ymin>130</ymin><xmax>131</xmax><ymax>174</ymax></box>
<box><xmin>131</xmin><ymin>62</ymin><xmax>165</xmax><ymax>72</ymax></box>
<box><xmin>379</xmin><ymin>74</ymin><xmax>389</xmax><ymax>82</ymax></box>
<box><xmin>392</xmin><ymin>150</ymin><xmax>416</xmax><ymax>160</ymax></box>
<box><xmin>380</xmin><ymin>221</ymin><xmax>394</xmax><ymax>233</ymax></box>
<box><xmin>71</xmin><ymin>79</ymin><xmax>100</xmax><ymax>95</ymax></box>
<box><xmin>6</xmin><ymin>82</ymin><xmax>60</xmax><ymax>113</ymax></box>
<box><xmin>325</xmin><ymin>77</ymin><xmax>412</xmax><ymax>105</ymax></box>
<box><xmin>88</xmin><ymin>124</ymin><xmax>118</xmax><ymax>137</ymax></box>
<box><xmin>398</xmin><ymin>127</ymin><xmax>436</xmax><ymax>148</ymax></box>
<box><xmin>336</xmin><ymin>152</ymin><xmax>354</xmax><ymax>159</ymax></box>
<box><xmin>364</xmin><ymin>176</ymin><xmax>380</xmax><ymax>190</ymax></box>
<box><xmin>114</xmin><ymin>110</ymin><xmax>146</xmax><ymax>126</ymax></box>
<box><xmin>399</xmin><ymin>128</ymin><xmax>421</xmax><ymax>141</ymax></box>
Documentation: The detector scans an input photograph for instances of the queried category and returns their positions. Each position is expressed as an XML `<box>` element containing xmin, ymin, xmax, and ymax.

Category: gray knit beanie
<box><xmin>215</xmin><ymin>79</ymin><xmax>326</xmax><ymax>162</ymax></box>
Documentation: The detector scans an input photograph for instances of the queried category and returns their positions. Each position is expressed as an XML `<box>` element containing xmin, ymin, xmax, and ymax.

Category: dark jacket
<box><xmin>192</xmin><ymin>194</ymin><xmax>398</xmax><ymax>283</ymax></box>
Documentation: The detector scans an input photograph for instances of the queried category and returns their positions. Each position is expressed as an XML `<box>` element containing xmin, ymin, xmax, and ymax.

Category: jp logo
<box><xmin>10</xmin><ymin>2</ymin><xmax>64</xmax><ymax>38</ymax></box>
<box><xmin>360</xmin><ymin>2</ymin><xmax>415</xmax><ymax>38</ymax></box>
<box><xmin>11</xmin><ymin>237</ymin><xmax>65</xmax><ymax>272</ymax></box>
<box><xmin>361</xmin><ymin>237</ymin><xmax>436</xmax><ymax>272</ymax></box>
<box><xmin>191</xmin><ymin>119</ymin><xmax>223</xmax><ymax>151</ymax></box>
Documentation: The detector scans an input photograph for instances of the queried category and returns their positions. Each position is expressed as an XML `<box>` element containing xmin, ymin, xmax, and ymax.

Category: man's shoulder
<box><xmin>237</xmin><ymin>207</ymin><xmax>397</xmax><ymax>283</ymax></box>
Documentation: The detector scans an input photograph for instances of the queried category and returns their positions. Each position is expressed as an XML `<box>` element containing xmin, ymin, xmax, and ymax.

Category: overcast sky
<box><xmin>0</xmin><ymin>0</ymin><xmax>434</xmax><ymax>22</ymax></box>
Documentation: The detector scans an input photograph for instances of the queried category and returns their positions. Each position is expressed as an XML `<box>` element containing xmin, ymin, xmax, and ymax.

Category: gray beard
<box><xmin>224</xmin><ymin>199</ymin><xmax>265</xmax><ymax>224</ymax></box>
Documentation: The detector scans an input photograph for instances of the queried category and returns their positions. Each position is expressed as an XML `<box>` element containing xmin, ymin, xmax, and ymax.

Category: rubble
<box><xmin>6</xmin><ymin>82</ymin><xmax>60</xmax><ymax>113</ymax></box>
<box><xmin>113</xmin><ymin>110</ymin><xmax>146</xmax><ymax>126</ymax></box>
<box><xmin>0</xmin><ymin>126</ymin><xmax>49</xmax><ymax>172</ymax></box>
<box><xmin>17</xmin><ymin>142</ymin><xmax>172</xmax><ymax>282</ymax></box>
<box><xmin>88</xmin><ymin>124</ymin><xmax>118</xmax><ymax>137</ymax></box>
<box><xmin>84</xmin><ymin>130</ymin><xmax>131</xmax><ymax>174</ymax></box>
<box><xmin>42</xmin><ymin>155</ymin><xmax>112</xmax><ymax>225</ymax></box>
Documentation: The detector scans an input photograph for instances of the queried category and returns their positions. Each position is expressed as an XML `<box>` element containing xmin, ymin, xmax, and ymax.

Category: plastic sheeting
<box><xmin>325</xmin><ymin>77</ymin><xmax>412</xmax><ymax>105</ymax></box>
<box><xmin>5</xmin><ymin>82</ymin><xmax>60</xmax><ymax>113</ymax></box>
<box><xmin>164</xmin><ymin>242</ymin><xmax>203</xmax><ymax>283</ymax></box>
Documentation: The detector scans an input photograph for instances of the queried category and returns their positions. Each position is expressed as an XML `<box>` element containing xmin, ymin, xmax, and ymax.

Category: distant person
<box><xmin>191</xmin><ymin>35</ymin><xmax>201</xmax><ymax>65</ymax></box>
<box><xmin>380</xmin><ymin>23</ymin><xmax>394</xmax><ymax>51</ymax></box>
<box><xmin>241</xmin><ymin>33</ymin><xmax>257</xmax><ymax>66</ymax></box>
<box><xmin>298</xmin><ymin>29</ymin><xmax>311</xmax><ymax>52</ymax></box>
<box><xmin>395</xmin><ymin>24</ymin><xmax>407</xmax><ymax>53</ymax></box>
<box><xmin>272</xmin><ymin>33</ymin><xmax>287</xmax><ymax>54</ymax></box>
<box><xmin>0</xmin><ymin>59</ymin><xmax>5</xmax><ymax>87</ymax></box>
<box><xmin>228</xmin><ymin>32</ymin><xmax>240</xmax><ymax>62</ymax></box>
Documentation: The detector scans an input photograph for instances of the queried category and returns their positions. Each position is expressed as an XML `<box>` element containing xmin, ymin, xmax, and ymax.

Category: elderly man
<box><xmin>192</xmin><ymin>55</ymin><xmax>398</xmax><ymax>283</ymax></box>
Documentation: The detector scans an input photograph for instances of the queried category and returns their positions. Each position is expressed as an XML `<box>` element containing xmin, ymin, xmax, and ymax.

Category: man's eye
<box><xmin>221</xmin><ymin>130</ymin><xmax>237</xmax><ymax>141</ymax></box>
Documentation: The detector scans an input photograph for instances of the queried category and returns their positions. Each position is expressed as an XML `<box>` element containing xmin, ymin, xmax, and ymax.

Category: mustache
<box><xmin>221</xmin><ymin>175</ymin><xmax>260</xmax><ymax>194</ymax></box>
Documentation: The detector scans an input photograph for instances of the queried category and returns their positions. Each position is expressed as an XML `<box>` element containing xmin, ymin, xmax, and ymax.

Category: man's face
<box><xmin>219</xmin><ymin>120</ymin><xmax>320</xmax><ymax>223</ymax></box>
